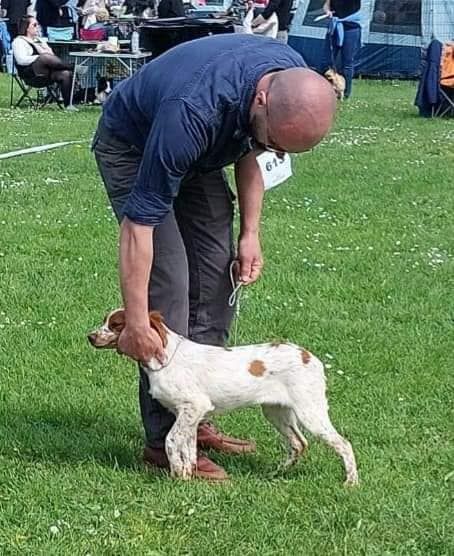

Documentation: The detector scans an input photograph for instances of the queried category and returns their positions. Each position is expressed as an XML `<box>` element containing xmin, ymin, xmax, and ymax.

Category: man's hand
<box><xmin>237</xmin><ymin>232</ymin><xmax>263</xmax><ymax>285</ymax></box>
<box><xmin>117</xmin><ymin>323</ymin><xmax>165</xmax><ymax>364</ymax></box>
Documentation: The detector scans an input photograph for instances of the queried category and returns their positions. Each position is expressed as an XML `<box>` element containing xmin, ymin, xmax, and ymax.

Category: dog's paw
<box><xmin>344</xmin><ymin>476</ymin><xmax>359</xmax><ymax>487</ymax></box>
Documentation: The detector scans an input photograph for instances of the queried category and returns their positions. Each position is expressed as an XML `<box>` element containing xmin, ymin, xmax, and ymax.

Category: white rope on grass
<box><xmin>0</xmin><ymin>140</ymin><xmax>87</xmax><ymax>160</ymax></box>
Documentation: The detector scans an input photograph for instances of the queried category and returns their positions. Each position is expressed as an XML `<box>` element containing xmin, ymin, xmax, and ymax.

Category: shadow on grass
<box><xmin>0</xmin><ymin>405</ymin><xmax>142</xmax><ymax>470</ymax></box>
<box><xmin>0</xmin><ymin>406</ymin><xmax>276</xmax><ymax>479</ymax></box>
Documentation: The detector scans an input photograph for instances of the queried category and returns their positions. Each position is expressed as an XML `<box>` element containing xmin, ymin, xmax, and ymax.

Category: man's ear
<box><xmin>149</xmin><ymin>311</ymin><xmax>168</xmax><ymax>348</ymax></box>
<box><xmin>255</xmin><ymin>89</ymin><xmax>267</xmax><ymax>108</ymax></box>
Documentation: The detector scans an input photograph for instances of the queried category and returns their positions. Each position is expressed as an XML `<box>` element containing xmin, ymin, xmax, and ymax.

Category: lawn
<box><xmin>0</xmin><ymin>74</ymin><xmax>453</xmax><ymax>556</ymax></box>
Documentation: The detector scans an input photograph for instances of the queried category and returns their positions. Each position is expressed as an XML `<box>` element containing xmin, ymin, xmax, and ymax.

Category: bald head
<box><xmin>251</xmin><ymin>68</ymin><xmax>337</xmax><ymax>153</ymax></box>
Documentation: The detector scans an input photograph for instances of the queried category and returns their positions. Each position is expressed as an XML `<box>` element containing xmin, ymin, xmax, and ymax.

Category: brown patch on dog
<box><xmin>248</xmin><ymin>359</ymin><xmax>266</xmax><ymax>377</ymax></box>
<box><xmin>149</xmin><ymin>311</ymin><xmax>168</xmax><ymax>348</ymax></box>
<box><xmin>108</xmin><ymin>308</ymin><xmax>126</xmax><ymax>333</ymax></box>
<box><xmin>301</xmin><ymin>349</ymin><xmax>311</xmax><ymax>365</ymax></box>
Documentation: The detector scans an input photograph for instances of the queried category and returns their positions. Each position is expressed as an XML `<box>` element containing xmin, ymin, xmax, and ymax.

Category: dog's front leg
<box><xmin>166</xmin><ymin>402</ymin><xmax>209</xmax><ymax>480</ymax></box>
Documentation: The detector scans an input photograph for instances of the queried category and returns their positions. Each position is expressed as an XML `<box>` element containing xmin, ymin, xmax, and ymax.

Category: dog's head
<box><xmin>87</xmin><ymin>309</ymin><xmax>168</xmax><ymax>350</ymax></box>
<box><xmin>324</xmin><ymin>69</ymin><xmax>346</xmax><ymax>100</ymax></box>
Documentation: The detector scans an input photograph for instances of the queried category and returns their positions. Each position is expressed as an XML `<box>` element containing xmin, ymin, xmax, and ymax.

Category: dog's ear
<box><xmin>149</xmin><ymin>311</ymin><xmax>168</xmax><ymax>348</ymax></box>
<box><xmin>108</xmin><ymin>308</ymin><xmax>126</xmax><ymax>333</ymax></box>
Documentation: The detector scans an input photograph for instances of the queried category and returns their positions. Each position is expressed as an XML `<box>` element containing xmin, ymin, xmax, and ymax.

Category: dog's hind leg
<box><xmin>292</xmin><ymin>404</ymin><xmax>358</xmax><ymax>486</ymax></box>
<box><xmin>262</xmin><ymin>405</ymin><xmax>308</xmax><ymax>468</ymax></box>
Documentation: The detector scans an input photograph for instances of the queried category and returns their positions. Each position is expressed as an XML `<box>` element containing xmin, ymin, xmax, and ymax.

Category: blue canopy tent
<box><xmin>288</xmin><ymin>0</ymin><xmax>454</xmax><ymax>78</ymax></box>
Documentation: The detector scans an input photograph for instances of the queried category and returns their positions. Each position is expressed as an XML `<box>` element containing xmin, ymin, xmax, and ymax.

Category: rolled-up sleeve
<box><xmin>123</xmin><ymin>100</ymin><xmax>208</xmax><ymax>226</ymax></box>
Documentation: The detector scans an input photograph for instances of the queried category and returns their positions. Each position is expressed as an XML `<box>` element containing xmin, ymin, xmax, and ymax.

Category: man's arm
<box><xmin>117</xmin><ymin>217</ymin><xmax>165</xmax><ymax>363</ymax></box>
<box><xmin>234</xmin><ymin>150</ymin><xmax>264</xmax><ymax>284</ymax></box>
<box><xmin>116</xmin><ymin>102</ymin><xmax>208</xmax><ymax>362</ymax></box>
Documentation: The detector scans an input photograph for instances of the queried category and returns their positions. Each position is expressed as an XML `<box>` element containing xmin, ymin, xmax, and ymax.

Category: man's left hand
<box><xmin>237</xmin><ymin>232</ymin><xmax>263</xmax><ymax>284</ymax></box>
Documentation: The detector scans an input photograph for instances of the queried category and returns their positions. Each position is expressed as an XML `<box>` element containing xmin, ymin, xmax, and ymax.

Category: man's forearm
<box><xmin>119</xmin><ymin>217</ymin><xmax>154</xmax><ymax>325</ymax></box>
<box><xmin>235</xmin><ymin>151</ymin><xmax>265</xmax><ymax>236</ymax></box>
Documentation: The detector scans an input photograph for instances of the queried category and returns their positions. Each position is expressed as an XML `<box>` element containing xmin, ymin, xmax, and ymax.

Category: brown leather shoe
<box><xmin>197</xmin><ymin>422</ymin><xmax>256</xmax><ymax>454</ymax></box>
<box><xmin>143</xmin><ymin>446</ymin><xmax>229</xmax><ymax>481</ymax></box>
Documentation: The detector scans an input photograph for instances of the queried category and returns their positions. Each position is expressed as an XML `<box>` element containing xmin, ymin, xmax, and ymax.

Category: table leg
<box><xmin>69</xmin><ymin>59</ymin><xmax>78</xmax><ymax>107</ymax></box>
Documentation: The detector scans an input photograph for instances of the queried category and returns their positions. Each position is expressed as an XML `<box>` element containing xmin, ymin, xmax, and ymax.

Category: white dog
<box><xmin>89</xmin><ymin>309</ymin><xmax>358</xmax><ymax>485</ymax></box>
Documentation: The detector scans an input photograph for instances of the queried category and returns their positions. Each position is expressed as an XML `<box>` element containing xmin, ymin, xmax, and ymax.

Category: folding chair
<box><xmin>9</xmin><ymin>59</ymin><xmax>64</xmax><ymax>110</ymax></box>
<box><xmin>434</xmin><ymin>86</ymin><xmax>454</xmax><ymax>117</ymax></box>
<box><xmin>434</xmin><ymin>42</ymin><xmax>454</xmax><ymax>117</ymax></box>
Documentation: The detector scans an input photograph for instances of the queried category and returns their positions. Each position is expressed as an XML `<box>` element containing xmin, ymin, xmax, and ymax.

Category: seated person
<box><xmin>12</xmin><ymin>16</ymin><xmax>76</xmax><ymax>110</ymax></box>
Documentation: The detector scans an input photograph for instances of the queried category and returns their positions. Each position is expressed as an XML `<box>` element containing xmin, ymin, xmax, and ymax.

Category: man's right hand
<box><xmin>117</xmin><ymin>323</ymin><xmax>165</xmax><ymax>364</ymax></box>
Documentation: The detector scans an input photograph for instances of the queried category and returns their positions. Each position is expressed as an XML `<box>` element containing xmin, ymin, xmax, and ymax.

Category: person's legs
<box><xmin>174</xmin><ymin>169</ymin><xmax>236</xmax><ymax>347</ymax></box>
<box><xmin>31</xmin><ymin>55</ymin><xmax>73</xmax><ymax>106</ymax></box>
<box><xmin>31</xmin><ymin>53</ymin><xmax>71</xmax><ymax>76</ymax></box>
<box><xmin>340</xmin><ymin>26</ymin><xmax>361</xmax><ymax>98</ymax></box>
<box><xmin>92</xmin><ymin>120</ymin><xmax>186</xmax><ymax>450</ymax></box>
<box><xmin>321</xmin><ymin>32</ymin><xmax>341</xmax><ymax>74</ymax></box>
<box><xmin>49</xmin><ymin>69</ymin><xmax>72</xmax><ymax>106</ymax></box>
<box><xmin>144</xmin><ymin>212</ymin><xmax>190</xmax><ymax>448</ymax></box>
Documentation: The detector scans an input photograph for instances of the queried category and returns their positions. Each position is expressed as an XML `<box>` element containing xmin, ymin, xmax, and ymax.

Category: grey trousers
<box><xmin>92</xmin><ymin>120</ymin><xmax>236</xmax><ymax>448</ymax></box>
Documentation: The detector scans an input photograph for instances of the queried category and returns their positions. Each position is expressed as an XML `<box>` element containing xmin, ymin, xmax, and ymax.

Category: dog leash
<box><xmin>228</xmin><ymin>260</ymin><xmax>243</xmax><ymax>345</ymax></box>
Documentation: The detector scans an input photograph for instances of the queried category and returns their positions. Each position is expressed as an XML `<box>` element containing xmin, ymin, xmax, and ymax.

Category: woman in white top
<box><xmin>12</xmin><ymin>15</ymin><xmax>75</xmax><ymax>109</ymax></box>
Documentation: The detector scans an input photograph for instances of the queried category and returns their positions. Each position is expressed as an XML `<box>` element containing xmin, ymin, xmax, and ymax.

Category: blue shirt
<box><xmin>102</xmin><ymin>33</ymin><xmax>305</xmax><ymax>226</ymax></box>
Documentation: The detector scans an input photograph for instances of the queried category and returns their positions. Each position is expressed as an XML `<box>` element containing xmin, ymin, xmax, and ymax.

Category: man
<box><xmin>93</xmin><ymin>33</ymin><xmax>336</xmax><ymax>481</ymax></box>
<box><xmin>252</xmin><ymin>0</ymin><xmax>293</xmax><ymax>43</ymax></box>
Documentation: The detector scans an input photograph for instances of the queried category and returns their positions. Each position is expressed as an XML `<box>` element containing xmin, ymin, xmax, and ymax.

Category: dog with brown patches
<box><xmin>324</xmin><ymin>68</ymin><xmax>346</xmax><ymax>100</ymax></box>
<box><xmin>88</xmin><ymin>309</ymin><xmax>358</xmax><ymax>485</ymax></box>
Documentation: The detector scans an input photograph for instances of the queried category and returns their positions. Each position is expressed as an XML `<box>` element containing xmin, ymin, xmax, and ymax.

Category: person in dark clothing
<box><xmin>252</xmin><ymin>0</ymin><xmax>293</xmax><ymax>43</ymax></box>
<box><xmin>157</xmin><ymin>0</ymin><xmax>185</xmax><ymax>19</ymax></box>
<box><xmin>3</xmin><ymin>0</ymin><xmax>31</xmax><ymax>39</ymax></box>
<box><xmin>321</xmin><ymin>0</ymin><xmax>362</xmax><ymax>98</ymax></box>
<box><xmin>36</xmin><ymin>0</ymin><xmax>73</xmax><ymax>36</ymax></box>
<box><xmin>92</xmin><ymin>33</ymin><xmax>337</xmax><ymax>481</ymax></box>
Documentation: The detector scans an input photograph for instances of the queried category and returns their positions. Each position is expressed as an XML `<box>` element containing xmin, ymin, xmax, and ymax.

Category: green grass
<box><xmin>0</xmin><ymin>75</ymin><xmax>453</xmax><ymax>555</ymax></box>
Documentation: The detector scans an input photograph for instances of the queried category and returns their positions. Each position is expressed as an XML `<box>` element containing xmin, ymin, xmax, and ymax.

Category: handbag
<box><xmin>80</xmin><ymin>28</ymin><xmax>107</xmax><ymax>41</ymax></box>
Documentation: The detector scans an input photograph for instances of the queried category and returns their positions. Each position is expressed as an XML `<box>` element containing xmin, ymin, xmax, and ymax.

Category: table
<box><xmin>69</xmin><ymin>50</ymin><xmax>152</xmax><ymax>105</ymax></box>
<box><xmin>49</xmin><ymin>39</ymin><xmax>130</xmax><ymax>64</ymax></box>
